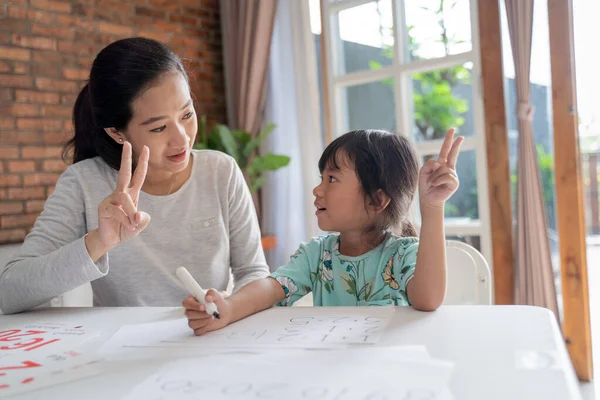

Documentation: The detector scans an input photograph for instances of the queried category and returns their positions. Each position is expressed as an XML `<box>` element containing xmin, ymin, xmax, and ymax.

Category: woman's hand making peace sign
<box><xmin>418</xmin><ymin>128</ymin><xmax>464</xmax><ymax>210</ymax></box>
<box><xmin>85</xmin><ymin>142</ymin><xmax>151</xmax><ymax>261</ymax></box>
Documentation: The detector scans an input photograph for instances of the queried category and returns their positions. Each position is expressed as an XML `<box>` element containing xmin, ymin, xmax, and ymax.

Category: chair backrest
<box><xmin>53</xmin><ymin>283</ymin><xmax>93</xmax><ymax>307</ymax></box>
<box><xmin>444</xmin><ymin>240</ymin><xmax>492</xmax><ymax>305</ymax></box>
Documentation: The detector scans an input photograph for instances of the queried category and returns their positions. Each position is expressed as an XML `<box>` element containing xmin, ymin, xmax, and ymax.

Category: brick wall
<box><xmin>0</xmin><ymin>0</ymin><xmax>226</xmax><ymax>244</ymax></box>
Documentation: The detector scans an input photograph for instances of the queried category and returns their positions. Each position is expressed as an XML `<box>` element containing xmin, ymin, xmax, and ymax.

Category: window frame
<box><xmin>318</xmin><ymin>0</ymin><xmax>492</xmax><ymax>264</ymax></box>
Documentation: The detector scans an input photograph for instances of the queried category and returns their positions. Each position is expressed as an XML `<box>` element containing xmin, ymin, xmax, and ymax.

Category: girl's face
<box><xmin>313</xmin><ymin>154</ymin><xmax>374</xmax><ymax>234</ymax></box>
<box><xmin>108</xmin><ymin>71</ymin><xmax>197</xmax><ymax>181</ymax></box>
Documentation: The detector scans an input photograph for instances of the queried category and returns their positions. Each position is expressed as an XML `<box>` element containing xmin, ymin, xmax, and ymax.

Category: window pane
<box><xmin>422</xmin><ymin>149</ymin><xmax>479</xmax><ymax>221</ymax></box>
<box><xmin>404</xmin><ymin>0</ymin><xmax>472</xmax><ymax>61</ymax></box>
<box><xmin>411</xmin><ymin>63</ymin><xmax>474</xmax><ymax>142</ymax></box>
<box><xmin>582</xmin><ymin>154</ymin><xmax>600</xmax><ymax>236</ymax></box>
<box><xmin>574</xmin><ymin>3</ymin><xmax>600</xmax><ymax>236</ymax></box>
<box><xmin>334</xmin><ymin>0</ymin><xmax>394</xmax><ymax>75</ymax></box>
<box><xmin>341</xmin><ymin>79</ymin><xmax>396</xmax><ymax>132</ymax></box>
<box><xmin>309</xmin><ymin>0</ymin><xmax>322</xmax><ymax>34</ymax></box>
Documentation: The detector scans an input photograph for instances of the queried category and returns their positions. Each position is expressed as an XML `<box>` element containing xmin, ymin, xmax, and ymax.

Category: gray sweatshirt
<box><xmin>0</xmin><ymin>150</ymin><xmax>269</xmax><ymax>314</ymax></box>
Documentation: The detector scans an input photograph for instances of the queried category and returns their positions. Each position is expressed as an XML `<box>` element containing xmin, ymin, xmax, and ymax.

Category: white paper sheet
<box><xmin>229</xmin><ymin>345</ymin><xmax>432</xmax><ymax>368</ymax></box>
<box><xmin>439</xmin><ymin>389</ymin><xmax>455</xmax><ymax>400</ymax></box>
<box><xmin>122</xmin><ymin>347</ymin><xmax>454</xmax><ymax>400</ymax></box>
<box><xmin>100</xmin><ymin>307</ymin><xmax>396</xmax><ymax>359</ymax></box>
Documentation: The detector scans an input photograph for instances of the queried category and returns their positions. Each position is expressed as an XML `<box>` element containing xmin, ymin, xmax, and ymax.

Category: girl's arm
<box><xmin>184</xmin><ymin>238</ymin><xmax>323</xmax><ymax>334</ymax></box>
<box><xmin>183</xmin><ymin>278</ymin><xmax>285</xmax><ymax>335</ymax></box>
<box><xmin>407</xmin><ymin>206</ymin><xmax>446</xmax><ymax>311</ymax></box>
<box><xmin>228</xmin><ymin>278</ymin><xmax>286</xmax><ymax>322</ymax></box>
<box><xmin>407</xmin><ymin>129</ymin><xmax>463</xmax><ymax>312</ymax></box>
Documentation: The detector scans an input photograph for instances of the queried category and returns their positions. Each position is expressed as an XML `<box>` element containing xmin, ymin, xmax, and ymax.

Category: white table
<box><xmin>1</xmin><ymin>305</ymin><xmax>582</xmax><ymax>400</ymax></box>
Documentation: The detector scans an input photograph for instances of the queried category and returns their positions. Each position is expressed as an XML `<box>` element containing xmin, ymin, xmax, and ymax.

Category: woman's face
<box><xmin>119</xmin><ymin>71</ymin><xmax>197</xmax><ymax>178</ymax></box>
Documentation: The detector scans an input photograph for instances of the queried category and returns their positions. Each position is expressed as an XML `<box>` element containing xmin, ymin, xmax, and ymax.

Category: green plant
<box><xmin>193</xmin><ymin>116</ymin><xmax>291</xmax><ymax>193</ymax></box>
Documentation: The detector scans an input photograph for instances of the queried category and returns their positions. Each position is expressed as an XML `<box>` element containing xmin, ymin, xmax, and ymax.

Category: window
<box><xmin>312</xmin><ymin>0</ymin><xmax>491</xmax><ymax>263</ymax></box>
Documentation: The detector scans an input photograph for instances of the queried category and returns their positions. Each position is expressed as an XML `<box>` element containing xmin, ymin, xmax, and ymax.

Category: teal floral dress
<box><xmin>270</xmin><ymin>233</ymin><xmax>419</xmax><ymax>307</ymax></box>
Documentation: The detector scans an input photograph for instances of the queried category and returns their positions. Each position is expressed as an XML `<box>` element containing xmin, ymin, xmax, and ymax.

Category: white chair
<box><xmin>52</xmin><ymin>283</ymin><xmax>93</xmax><ymax>307</ymax></box>
<box><xmin>444</xmin><ymin>240</ymin><xmax>492</xmax><ymax>305</ymax></box>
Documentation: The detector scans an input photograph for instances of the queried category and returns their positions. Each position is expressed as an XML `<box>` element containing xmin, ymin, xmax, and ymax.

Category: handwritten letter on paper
<box><xmin>100</xmin><ymin>306</ymin><xmax>396</xmax><ymax>357</ymax></box>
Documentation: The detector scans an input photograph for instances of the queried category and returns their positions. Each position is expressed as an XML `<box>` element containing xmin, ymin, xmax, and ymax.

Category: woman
<box><xmin>0</xmin><ymin>38</ymin><xmax>269</xmax><ymax>314</ymax></box>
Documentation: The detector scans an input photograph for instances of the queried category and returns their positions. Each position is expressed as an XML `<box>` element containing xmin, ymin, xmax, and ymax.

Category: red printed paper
<box><xmin>0</xmin><ymin>323</ymin><xmax>103</xmax><ymax>396</ymax></box>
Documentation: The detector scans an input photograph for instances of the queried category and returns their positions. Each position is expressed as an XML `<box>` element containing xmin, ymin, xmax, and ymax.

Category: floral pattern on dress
<box><xmin>270</xmin><ymin>234</ymin><xmax>419</xmax><ymax>307</ymax></box>
<box><xmin>310</xmin><ymin>250</ymin><xmax>335</xmax><ymax>293</ymax></box>
<box><xmin>275</xmin><ymin>276</ymin><xmax>298</xmax><ymax>306</ymax></box>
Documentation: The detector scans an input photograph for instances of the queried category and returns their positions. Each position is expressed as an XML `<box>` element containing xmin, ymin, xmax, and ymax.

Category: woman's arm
<box><xmin>0</xmin><ymin>144</ymin><xmax>150</xmax><ymax>314</ymax></box>
<box><xmin>0</xmin><ymin>168</ymin><xmax>108</xmax><ymax>314</ymax></box>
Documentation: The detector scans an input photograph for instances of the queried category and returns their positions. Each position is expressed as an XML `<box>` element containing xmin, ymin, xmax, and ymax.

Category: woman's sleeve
<box><xmin>0</xmin><ymin>167</ymin><xmax>109</xmax><ymax>314</ymax></box>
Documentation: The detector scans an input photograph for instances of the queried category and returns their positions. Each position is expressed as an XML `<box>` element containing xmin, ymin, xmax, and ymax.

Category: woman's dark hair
<box><xmin>318</xmin><ymin>129</ymin><xmax>419</xmax><ymax>237</ymax></box>
<box><xmin>63</xmin><ymin>37</ymin><xmax>188</xmax><ymax>170</ymax></box>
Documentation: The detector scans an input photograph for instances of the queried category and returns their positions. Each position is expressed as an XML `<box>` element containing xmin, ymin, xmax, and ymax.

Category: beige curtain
<box><xmin>505</xmin><ymin>0</ymin><xmax>559</xmax><ymax>318</ymax></box>
<box><xmin>220</xmin><ymin>0</ymin><xmax>278</xmax><ymax>136</ymax></box>
<box><xmin>220</xmin><ymin>0</ymin><xmax>278</xmax><ymax>215</ymax></box>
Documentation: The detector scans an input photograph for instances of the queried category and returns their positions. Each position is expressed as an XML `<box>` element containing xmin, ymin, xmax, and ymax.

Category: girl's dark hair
<box><xmin>63</xmin><ymin>37</ymin><xmax>188</xmax><ymax>170</ymax></box>
<box><xmin>318</xmin><ymin>129</ymin><xmax>419</xmax><ymax>237</ymax></box>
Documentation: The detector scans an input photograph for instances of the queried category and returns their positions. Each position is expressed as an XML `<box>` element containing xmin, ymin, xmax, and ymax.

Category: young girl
<box><xmin>183</xmin><ymin>128</ymin><xmax>463</xmax><ymax>335</ymax></box>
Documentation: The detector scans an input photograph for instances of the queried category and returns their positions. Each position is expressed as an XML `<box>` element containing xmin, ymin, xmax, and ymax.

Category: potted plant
<box><xmin>193</xmin><ymin>116</ymin><xmax>290</xmax><ymax>250</ymax></box>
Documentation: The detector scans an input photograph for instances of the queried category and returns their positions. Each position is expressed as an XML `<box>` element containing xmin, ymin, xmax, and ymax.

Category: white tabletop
<box><xmin>1</xmin><ymin>305</ymin><xmax>581</xmax><ymax>400</ymax></box>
